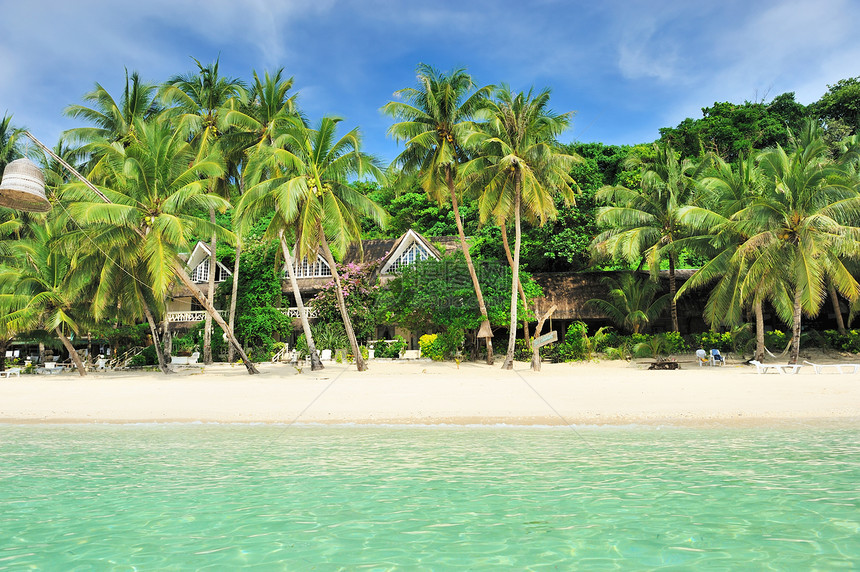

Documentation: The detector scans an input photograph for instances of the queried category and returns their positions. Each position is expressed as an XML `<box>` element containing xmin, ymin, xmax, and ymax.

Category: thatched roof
<box><xmin>532</xmin><ymin>269</ymin><xmax>699</xmax><ymax>321</ymax></box>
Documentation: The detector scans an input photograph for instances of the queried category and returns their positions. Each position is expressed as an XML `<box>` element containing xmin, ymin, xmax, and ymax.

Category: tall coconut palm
<box><xmin>381</xmin><ymin>64</ymin><xmax>498</xmax><ymax>363</ymax></box>
<box><xmin>63</xmin><ymin>69</ymin><xmax>160</xmax><ymax>150</ymax></box>
<box><xmin>57</xmin><ymin>117</ymin><xmax>259</xmax><ymax>374</ymax></box>
<box><xmin>223</xmin><ymin>69</ymin><xmax>301</xmax><ymax>362</ymax></box>
<box><xmin>735</xmin><ymin>124</ymin><xmax>860</xmax><ymax>363</ymax></box>
<box><xmin>676</xmin><ymin>153</ymin><xmax>789</xmax><ymax>361</ymax></box>
<box><xmin>465</xmin><ymin>87</ymin><xmax>579</xmax><ymax>369</ymax></box>
<box><xmin>241</xmin><ymin>116</ymin><xmax>386</xmax><ymax>371</ymax></box>
<box><xmin>234</xmin><ymin>190</ymin><xmax>325</xmax><ymax>371</ymax></box>
<box><xmin>161</xmin><ymin>58</ymin><xmax>246</xmax><ymax>364</ymax></box>
<box><xmin>593</xmin><ymin>143</ymin><xmax>702</xmax><ymax>332</ymax></box>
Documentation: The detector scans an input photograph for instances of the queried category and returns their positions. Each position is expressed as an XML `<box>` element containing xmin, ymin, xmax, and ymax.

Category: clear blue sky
<box><xmin>2</xmin><ymin>0</ymin><xmax>859</xmax><ymax>165</ymax></box>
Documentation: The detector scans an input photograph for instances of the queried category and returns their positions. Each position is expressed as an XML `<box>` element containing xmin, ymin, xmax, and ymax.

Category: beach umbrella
<box><xmin>0</xmin><ymin>157</ymin><xmax>51</xmax><ymax>212</ymax></box>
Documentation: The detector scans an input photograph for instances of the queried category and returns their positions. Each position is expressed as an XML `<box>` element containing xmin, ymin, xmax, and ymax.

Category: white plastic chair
<box><xmin>709</xmin><ymin>349</ymin><xmax>725</xmax><ymax>366</ymax></box>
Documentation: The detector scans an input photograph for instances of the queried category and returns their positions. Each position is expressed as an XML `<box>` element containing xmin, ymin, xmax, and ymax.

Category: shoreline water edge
<box><xmin>1</xmin><ymin>360</ymin><xmax>858</xmax><ymax>428</ymax></box>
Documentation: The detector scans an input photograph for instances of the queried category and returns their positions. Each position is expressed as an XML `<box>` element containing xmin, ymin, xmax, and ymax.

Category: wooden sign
<box><xmin>531</xmin><ymin>331</ymin><xmax>557</xmax><ymax>349</ymax></box>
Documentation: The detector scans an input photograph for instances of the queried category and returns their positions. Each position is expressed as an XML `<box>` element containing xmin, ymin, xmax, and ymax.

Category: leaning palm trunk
<box><xmin>170</xmin><ymin>259</ymin><xmax>259</xmax><ymax>374</ymax></box>
<box><xmin>502</xmin><ymin>177</ymin><xmax>522</xmax><ymax>370</ymax></box>
<box><xmin>227</xmin><ymin>240</ymin><xmax>241</xmax><ymax>362</ymax></box>
<box><xmin>203</xmin><ymin>209</ymin><xmax>216</xmax><ymax>364</ymax></box>
<box><xmin>501</xmin><ymin>224</ymin><xmax>530</xmax><ymax>342</ymax></box>
<box><xmin>56</xmin><ymin>326</ymin><xmax>86</xmax><ymax>377</ymax></box>
<box><xmin>142</xmin><ymin>301</ymin><xmax>169</xmax><ymax>374</ymax></box>
<box><xmin>755</xmin><ymin>299</ymin><xmax>765</xmax><ymax>362</ymax></box>
<box><xmin>790</xmin><ymin>287</ymin><xmax>803</xmax><ymax>364</ymax></box>
<box><xmin>828</xmin><ymin>282</ymin><xmax>847</xmax><ymax>335</ymax></box>
<box><xmin>279</xmin><ymin>230</ymin><xmax>323</xmax><ymax>371</ymax></box>
<box><xmin>319</xmin><ymin>233</ymin><xmax>366</xmax><ymax>372</ymax></box>
<box><xmin>446</xmin><ymin>170</ymin><xmax>493</xmax><ymax>364</ymax></box>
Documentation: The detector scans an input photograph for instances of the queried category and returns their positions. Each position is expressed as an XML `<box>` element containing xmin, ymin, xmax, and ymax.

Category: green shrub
<box><xmin>419</xmin><ymin>334</ymin><xmax>444</xmax><ymax>361</ymax></box>
<box><xmin>559</xmin><ymin>321</ymin><xmax>588</xmax><ymax>361</ymax></box>
<box><xmin>764</xmin><ymin>330</ymin><xmax>787</xmax><ymax>350</ymax></box>
<box><xmin>693</xmin><ymin>331</ymin><xmax>732</xmax><ymax>352</ymax></box>
<box><xmin>172</xmin><ymin>335</ymin><xmax>197</xmax><ymax>356</ymax></box>
<box><xmin>663</xmin><ymin>331</ymin><xmax>689</xmax><ymax>354</ymax></box>
<box><xmin>513</xmin><ymin>338</ymin><xmax>532</xmax><ymax>361</ymax></box>
<box><xmin>822</xmin><ymin>329</ymin><xmax>860</xmax><ymax>352</ymax></box>
<box><xmin>376</xmin><ymin>335</ymin><xmax>407</xmax><ymax>358</ymax></box>
<box><xmin>439</xmin><ymin>327</ymin><xmax>465</xmax><ymax>359</ymax></box>
<box><xmin>313</xmin><ymin>322</ymin><xmax>348</xmax><ymax>350</ymax></box>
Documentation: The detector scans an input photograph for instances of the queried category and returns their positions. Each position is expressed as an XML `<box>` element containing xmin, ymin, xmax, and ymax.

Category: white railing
<box><xmin>279</xmin><ymin>306</ymin><xmax>318</xmax><ymax>319</ymax></box>
<box><xmin>166</xmin><ymin>311</ymin><xmax>208</xmax><ymax>323</ymax></box>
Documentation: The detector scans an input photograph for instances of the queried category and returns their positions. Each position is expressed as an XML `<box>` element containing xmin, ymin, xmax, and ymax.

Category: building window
<box><xmin>192</xmin><ymin>261</ymin><xmax>209</xmax><ymax>283</ymax></box>
<box><xmin>388</xmin><ymin>242</ymin><xmax>429</xmax><ymax>273</ymax></box>
<box><xmin>294</xmin><ymin>255</ymin><xmax>332</xmax><ymax>278</ymax></box>
<box><xmin>193</xmin><ymin>259</ymin><xmax>229</xmax><ymax>283</ymax></box>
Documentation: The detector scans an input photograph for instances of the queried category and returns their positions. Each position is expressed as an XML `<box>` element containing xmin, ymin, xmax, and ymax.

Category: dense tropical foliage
<box><xmin>3</xmin><ymin>63</ymin><xmax>860</xmax><ymax>372</ymax></box>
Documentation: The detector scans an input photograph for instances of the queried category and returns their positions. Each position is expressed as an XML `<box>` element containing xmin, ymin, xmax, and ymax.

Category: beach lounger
<box><xmin>802</xmin><ymin>361</ymin><xmax>860</xmax><ymax>374</ymax></box>
<box><xmin>749</xmin><ymin>360</ymin><xmax>804</xmax><ymax>374</ymax></box>
<box><xmin>695</xmin><ymin>349</ymin><xmax>708</xmax><ymax>367</ymax></box>
<box><xmin>0</xmin><ymin>367</ymin><xmax>21</xmax><ymax>378</ymax></box>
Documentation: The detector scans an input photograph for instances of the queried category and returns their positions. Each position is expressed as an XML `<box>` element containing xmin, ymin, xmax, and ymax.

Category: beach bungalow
<box><xmin>165</xmin><ymin>241</ymin><xmax>232</xmax><ymax>329</ymax></box>
<box><xmin>283</xmin><ymin>229</ymin><xmax>461</xmax><ymax>345</ymax></box>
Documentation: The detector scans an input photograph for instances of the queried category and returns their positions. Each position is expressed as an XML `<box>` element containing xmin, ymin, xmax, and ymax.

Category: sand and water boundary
<box><xmin>1</xmin><ymin>357</ymin><xmax>858</xmax><ymax>427</ymax></box>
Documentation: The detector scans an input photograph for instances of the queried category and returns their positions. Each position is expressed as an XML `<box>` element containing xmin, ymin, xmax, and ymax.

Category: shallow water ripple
<box><xmin>0</xmin><ymin>425</ymin><xmax>857</xmax><ymax>569</ymax></box>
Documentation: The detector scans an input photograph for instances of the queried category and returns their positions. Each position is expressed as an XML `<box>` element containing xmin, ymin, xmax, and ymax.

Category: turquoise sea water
<box><xmin>0</xmin><ymin>424</ymin><xmax>857</xmax><ymax>570</ymax></box>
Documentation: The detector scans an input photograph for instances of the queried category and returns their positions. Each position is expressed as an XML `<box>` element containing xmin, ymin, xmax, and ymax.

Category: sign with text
<box><xmin>531</xmin><ymin>331</ymin><xmax>558</xmax><ymax>349</ymax></box>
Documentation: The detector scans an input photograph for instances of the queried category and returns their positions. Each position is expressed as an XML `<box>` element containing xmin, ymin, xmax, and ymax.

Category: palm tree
<box><xmin>586</xmin><ymin>273</ymin><xmax>670</xmax><ymax>334</ymax></box>
<box><xmin>57</xmin><ymin>117</ymin><xmax>259</xmax><ymax>374</ymax></box>
<box><xmin>381</xmin><ymin>64</ymin><xmax>498</xmax><ymax>363</ymax></box>
<box><xmin>593</xmin><ymin>143</ymin><xmax>701</xmax><ymax>332</ymax></box>
<box><xmin>161</xmin><ymin>58</ymin><xmax>246</xmax><ymax>364</ymax></box>
<box><xmin>63</xmin><ymin>69</ymin><xmax>160</xmax><ymax>150</ymax></box>
<box><xmin>0</xmin><ymin>114</ymin><xmax>23</xmax><ymax>173</ymax></box>
<box><xmin>241</xmin><ymin>116</ymin><xmax>386</xmax><ymax>371</ymax></box>
<box><xmin>234</xmin><ymin>193</ymin><xmax>325</xmax><ymax>371</ymax></box>
<box><xmin>466</xmin><ymin>87</ymin><xmax>579</xmax><ymax>369</ymax></box>
<box><xmin>734</xmin><ymin>124</ymin><xmax>860</xmax><ymax>363</ymax></box>
<box><xmin>676</xmin><ymin>153</ymin><xmax>789</xmax><ymax>361</ymax></box>
<box><xmin>223</xmin><ymin>69</ymin><xmax>301</xmax><ymax>362</ymax></box>
<box><xmin>0</xmin><ymin>218</ymin><xmax>89</xmax><ymax>375</ymax></box>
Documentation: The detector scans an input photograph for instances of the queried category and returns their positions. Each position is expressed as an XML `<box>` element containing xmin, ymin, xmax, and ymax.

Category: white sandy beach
<box><xmin>1</xmin><ymin>357</ymin><xmax>858</xmax><ymax>426</ymax></box>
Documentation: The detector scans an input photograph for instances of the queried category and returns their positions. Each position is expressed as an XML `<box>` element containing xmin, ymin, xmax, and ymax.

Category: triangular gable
<box><xmin>187</xmin><ymin>241</ymin><xmax>233</xmax><ymax>283</ymax></box>
<box><xmin>380</xmin><ymin>230</ymin><xmax>442</xmax><ymax>274</ymax></box>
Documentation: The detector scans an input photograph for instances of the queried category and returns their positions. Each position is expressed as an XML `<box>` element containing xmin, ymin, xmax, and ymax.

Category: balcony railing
<box><xmin>166</xmin><ymin>311</ymin><xmax>208</xmax><ymax>323</ymax></box>
<box><xmin>279</xmin><ymin>306</ymin><xmax>318</xmax><ymax>319</ymax></box>
<box><xmin>166</xmin><ymin>306</ymin><xmax>316</xmax><ymax>323</ymax></box>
